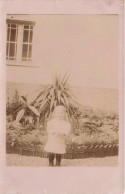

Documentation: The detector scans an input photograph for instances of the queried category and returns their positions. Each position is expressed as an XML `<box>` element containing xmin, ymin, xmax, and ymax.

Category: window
<box><xmin>22</xmin><ymin>25</ymin><xmax>33</xmax><ymax>62</ymax></box>
<box><xmin>6</xmin><ymin>24</ymin><xmax>18</xmax><ymax>61</ymax></box>
<box><xmin>6</xmin><ymin>19</ymin><xmax>35</xmax><ymax>65</ymax></box>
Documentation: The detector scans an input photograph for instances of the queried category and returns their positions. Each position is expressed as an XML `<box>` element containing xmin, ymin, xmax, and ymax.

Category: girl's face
<box><xmin>56</xmin><ymin>114</ymin><xmax>65</xmax><ymax>120</ymax></box>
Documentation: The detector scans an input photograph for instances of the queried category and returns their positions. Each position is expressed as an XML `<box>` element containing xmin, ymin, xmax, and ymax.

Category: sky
<box><xmin>7</xmin><ymin>14</ymin><xmax>119</xmax><ymax>89</ymax></box>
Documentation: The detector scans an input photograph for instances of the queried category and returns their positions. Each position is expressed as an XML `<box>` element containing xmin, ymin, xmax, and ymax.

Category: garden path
<box><xmin>6</xmin><ymin>154</ymin><xmax>118</xmax><ymax>167</ymax></box>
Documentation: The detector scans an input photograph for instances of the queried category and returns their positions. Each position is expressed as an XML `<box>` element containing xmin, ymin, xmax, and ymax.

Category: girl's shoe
<box><xmin>55</xmin><ymin>162</ymin><xmax>61</xmax><ymax>166</ymax></box>
<box><xmin>49</xmin><ymin>162</ymin><xmax>54</xmax><ymax>166</ymax></box>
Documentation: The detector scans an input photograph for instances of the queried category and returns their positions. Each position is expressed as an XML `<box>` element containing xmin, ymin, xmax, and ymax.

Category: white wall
<box><xmin>6</xmin><ymin>14</ymin><xmax>119</xmax><ymax>89</ymax></box>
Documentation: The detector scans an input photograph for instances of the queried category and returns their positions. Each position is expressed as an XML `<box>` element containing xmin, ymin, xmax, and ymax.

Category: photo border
<box><xmin>0</xmin><ymin>0</ymin><xmax>124</xmax><ymax>193</ymax></box>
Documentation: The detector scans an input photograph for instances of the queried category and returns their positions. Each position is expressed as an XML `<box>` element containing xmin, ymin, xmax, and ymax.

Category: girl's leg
<box><xmin>49</xmin><ymin>153</ymin><xmax>55</xmax><ymax>166</ymax></box>
<box><xmin>56</xmin><ymin>154</ymin><xmax>62</xmax><ymax>166</ymax></box>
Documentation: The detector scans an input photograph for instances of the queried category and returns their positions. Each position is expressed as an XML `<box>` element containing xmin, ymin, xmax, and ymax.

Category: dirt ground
<box><xmin>6</xmin><ymin>154</ymin><xmax>118</xmax><ymax>167</ymax></box>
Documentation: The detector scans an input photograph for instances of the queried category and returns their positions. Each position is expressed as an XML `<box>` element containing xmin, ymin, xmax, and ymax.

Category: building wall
<box><xmin>6</xmin><ymin>14</ymin><xmax>119</xmax><ymax>89</ymax></box>
<box><xmin>6</xmin><ymin>15</ymin><xmax>119</xmax><ymax>113</ymax></box>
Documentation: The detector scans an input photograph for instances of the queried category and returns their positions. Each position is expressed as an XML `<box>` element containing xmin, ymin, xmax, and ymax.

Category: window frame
<box><xmin>6</xmin><ymin>19</ymin><xmax>35</xmax><ymax>67</ymax></box>
<box><xmin>22</xmin><ymin>25</ymin><xmax>33</xmax><ymax>62</ymax></box>
<box><xmin>6</xmin><ymin>24</ymin><xmax>18</xmax><ymax>61</ymax></box>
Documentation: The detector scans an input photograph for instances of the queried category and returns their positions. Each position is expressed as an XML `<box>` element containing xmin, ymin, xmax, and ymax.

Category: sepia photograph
<box><xmin>6</xmin><ymin>14</ymin><xmax>119</xmax><ymax>167</ymax></box>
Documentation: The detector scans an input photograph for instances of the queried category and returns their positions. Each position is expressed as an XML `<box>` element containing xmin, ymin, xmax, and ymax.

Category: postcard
<box><xmin>0</xmin><ymin>0</ymin><xmax>124</xmax><ymax>193</ymax></box>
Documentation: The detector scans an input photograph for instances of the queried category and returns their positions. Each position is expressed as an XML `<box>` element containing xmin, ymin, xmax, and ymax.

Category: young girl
<box><xmin>44</xmin><ymin>105</ymin><xmax>71</xmax><ymax>166</ymax></box>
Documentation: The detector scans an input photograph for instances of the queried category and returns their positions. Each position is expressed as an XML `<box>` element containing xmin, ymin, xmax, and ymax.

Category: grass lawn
<box><xmin>6</xmin><ymin>154</ymin><xmax>118</xmax><ymax>167</ymax></box>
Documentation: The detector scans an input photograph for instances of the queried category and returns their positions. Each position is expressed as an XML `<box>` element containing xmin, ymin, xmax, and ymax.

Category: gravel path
<box><xmin>6</xmin><ymin>154</ymin><xmax>118</xmax><ymax>167</ymax></box>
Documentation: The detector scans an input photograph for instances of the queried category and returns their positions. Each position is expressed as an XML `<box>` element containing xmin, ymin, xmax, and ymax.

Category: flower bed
<box><xmin>6</xmin><ymin>109</ymin><xmax>119</xmax><ymax>159</ymax></box>
<box><xmin>6</xmin><ymin>126</ymin><xmax>118</xmax><ymax>158</ymax></box>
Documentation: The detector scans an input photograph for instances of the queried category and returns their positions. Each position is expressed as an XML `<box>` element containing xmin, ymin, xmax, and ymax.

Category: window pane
<box><xmin>22</xmin><ymin>44</ymin><xmax>28</xmax><ymax>58</ymax></box>
<box><xmin>24</xmin><ymin>25</ymin><xmax>29</xmax><ymax>29</ymax></box>
<box><xmin>11</xmin><ymin>24</ymin><xmax>16</xmax><ymax>28</ymax></box>
<box><xmin>9</xmin><ymin>43</ymin><xmax>15</xmax><ymax>57</ymax></box>
<box><xmin>29</xmin><ymin>30</ymin><xmax>33</xmax><ymax>43</ymax></box>
<box><xmin>23</xmin><ymin>30</ymin><xmax>29</xmax><ymax>42</ymax></box>
<box><xmin>28</xmin><ymin>45</ymin><xmax>32</xmax><ymax>58</ymax></box>
<box><xmin>10</xmin><ymin>29</ymin><xmax>16</xmax><ymax>41</ymax></box>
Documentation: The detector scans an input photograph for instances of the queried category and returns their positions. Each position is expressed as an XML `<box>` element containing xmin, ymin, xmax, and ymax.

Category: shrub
<box><xmin>6</xmin><ymin>86</ymin><xmax>119</xmax><ymax>152</ymax></box>
<box><xmin>6</xmin><ymin>90</ymin><xmax>22</xmax><ymax>119</ymax></box>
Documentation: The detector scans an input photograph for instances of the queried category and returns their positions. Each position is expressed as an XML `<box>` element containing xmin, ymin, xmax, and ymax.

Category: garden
<box><xmin>6</xmin><ymin>75</ymin><xmax>119</xmax><ymax>159</ymax></box>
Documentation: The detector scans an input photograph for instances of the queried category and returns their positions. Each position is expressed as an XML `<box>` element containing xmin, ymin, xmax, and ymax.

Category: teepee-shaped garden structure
<box><xmin>31</xmin><ymin>74</ymin><xmax>81</xmax><ymax>126</ymax></box>
<box><xmin>15</xmin><ymin>74</ymin><xmax>82</xmax><ymax>131</ymax></box>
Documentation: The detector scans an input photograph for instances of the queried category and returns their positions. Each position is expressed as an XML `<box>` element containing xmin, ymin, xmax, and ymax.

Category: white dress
<box><xmin>44</xmin><ymin>118</ymin><xmax>71</xmax><ymax>154</ymax></box>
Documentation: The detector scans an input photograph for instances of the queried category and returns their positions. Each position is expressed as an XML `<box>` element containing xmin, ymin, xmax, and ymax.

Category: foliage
<box><xmin>7</xmin><ymin>90</ymin><xmax>40</xmax><ymax>125</ymax></box>
<box><xmin>31</xmin><ymin>74</ymin><xmax>81</xmax><ymax>124</ymax></box>
<box><xmin>15</xmin><ymin>95</ymin><xmax>40</xmax><ymax>122</ymax></box>
<box><xmin>6</xmin><ymin>109</ymin><xmax>119</xmax><ymax>152</ymax></box>
<box><xmin>6</xmin><ymin>121</ymin><xmax>47</xmax><ymax>148</ymax></box>
<box><xmin>6</xmin><ymin>90</ymin><xmax>22</xmax><ymax>119</ymax></box>
<box><xmin>6</xmin><ymin>75</ymin><xmax>119</xmax><ymax>153</ymax></box>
